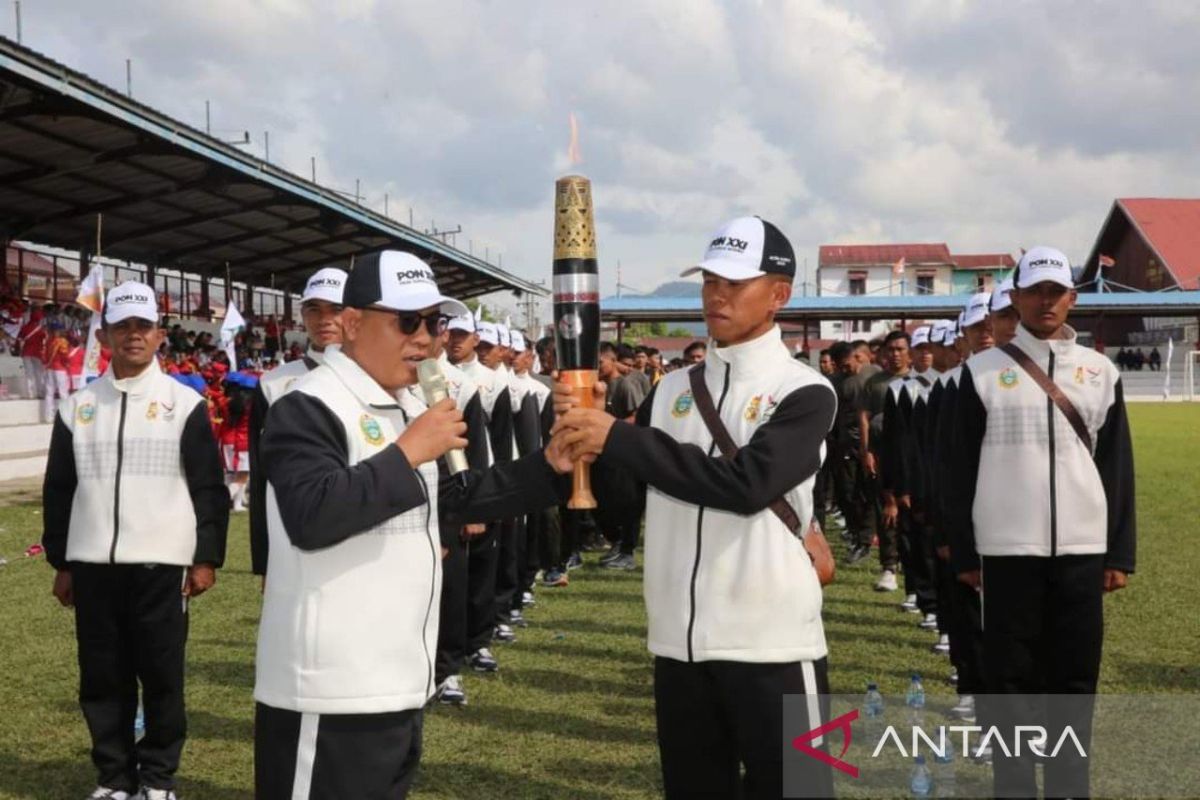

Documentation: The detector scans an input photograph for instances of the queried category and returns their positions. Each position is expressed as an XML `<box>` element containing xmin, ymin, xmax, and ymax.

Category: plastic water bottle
<box><xmin>134</xmin><ymin>704</ymin><xmax>145</xmax><ymax>742</ymax></box>
<box><xmin>905</xmin><ymin>673</ymin><xmax>926</xmax><ymax>709</ymax></box>
<box><xmin>933</xmin><ymin>727</ymin><xmax>956</xmax><ymax>798</ymax></box>
<box><xmin>909</xmin><ymin>755</ymin><xmax>933</xmax><ymax>797</ymax></box>
<box><xmin>863</xmin><ymin>682</ymin><xmax>885</xmax><ymax>739</ymax></box>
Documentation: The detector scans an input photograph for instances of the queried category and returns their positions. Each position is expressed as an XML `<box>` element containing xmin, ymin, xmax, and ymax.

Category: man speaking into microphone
<box><xmin>254</xmin><ymin>251</ymin><xmax>575</xmax><ymax>799</ymax></box>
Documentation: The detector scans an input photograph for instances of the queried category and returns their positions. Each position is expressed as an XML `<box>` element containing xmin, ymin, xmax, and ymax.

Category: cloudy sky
<box><xmin>18</xmin><ymin>0</ymin><xmax>1200</xmax><ymax>303</ymax></box>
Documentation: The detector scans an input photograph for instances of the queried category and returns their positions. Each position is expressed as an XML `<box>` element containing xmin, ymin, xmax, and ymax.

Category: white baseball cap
<box><xmin>680</xmin><ymin>216</ymin><xmax>796</xmax><ymax>282</ymax></box>
<box><xmin>962</xmin><ymin>291</ymin><xmax>993</xmax><ymax>328</ymax></box>
<box><xmin>302</xmin><ymin>267</ymin><xmax>348</xmax><ymax>305</ymax></box>
<box><xmin>929</xmin><ymin>320</ymin><xmax>955</xmax><ymax>345</ymax></box>
<box><xmin>104</xmin><ymin>281</ymin><xmax>158</xmax><ymax>325</ymax></box>
<box><xmin>911</xmin><ymin>325</ymin><xmax>932</xmax><ymax>348</ymax></box>
<box><xmin>1015</xmin><ymin>246</ymin><xmax>1073</xmax><ymax>290</ymax></box>
<box><xmin>511</xmin><ymin>331</ymin><xmax>526</xmax><ymax>353</ymax></box>
<box><xmin>447</xmin><ymin>313</ymin><xmax>476</xmax><ymax>333</ymax></box>
<box><xmin>495</xmin><ymin>322</ymin><xmax>511</xmax><ymax>348</ymax></box>
<box><xmin>343</xmin><ymin>251</ymin><xmax>468</xmax><ymax>317</ymax></box>
<box><xmin>990</xmin><ymin>276</ymin><xmax>1015</xmax><ymax>312</ymax></box>
<box><xmin>476</xmin><ymin>321</ymin><xmax>499</xmax><ymax>346</ymax></box>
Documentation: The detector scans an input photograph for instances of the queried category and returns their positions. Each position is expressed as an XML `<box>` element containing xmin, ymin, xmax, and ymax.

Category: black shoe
<box><xmin>845</xmin><ymin>544</ymin><xmax>870</xmax><ymax>564</ymax></box>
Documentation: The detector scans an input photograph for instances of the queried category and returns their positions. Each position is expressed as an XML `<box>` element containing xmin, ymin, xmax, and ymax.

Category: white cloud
<box><xmin>15</xmin><ymin>0</ymin><xmax>1200</xmax><ymax>307</ymax></box>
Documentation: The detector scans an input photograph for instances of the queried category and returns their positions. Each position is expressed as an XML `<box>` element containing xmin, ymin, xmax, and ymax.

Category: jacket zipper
<box><xmin>686</xmin><ymin>363</ymin><xmax>731</xmax><ymax>662</ymax></box>
<box><xmin>1047</xmin><ymin>351</ymin><xmax>1057</xmax><ymax>558</ymax></box>
<box><xmin>109</xmin><ymin>392</ymin><xmax>128</xmax><ymax>563</ymax></box>
<box><xmin>414</xmin><ymin>453</ymin><xmax>437</xmax><ymax>698</ymax></box>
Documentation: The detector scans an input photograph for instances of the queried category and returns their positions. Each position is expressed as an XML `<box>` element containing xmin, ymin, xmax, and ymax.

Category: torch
<box><xmin>553</xmin><ymin>174</ymin><xmax>600</xmax><ymax>509</ymax></box>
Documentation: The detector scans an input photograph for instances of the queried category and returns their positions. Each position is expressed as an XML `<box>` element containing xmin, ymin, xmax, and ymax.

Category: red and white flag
<box><xmin>1098</xmin><ymin>254</ymin><xmax>1116</xmax><ymax>269</ymax></box>
<box><xmin>892</xmin><ymin>256</ymin><xmax>906</xmax><ymax>277</ymax></box>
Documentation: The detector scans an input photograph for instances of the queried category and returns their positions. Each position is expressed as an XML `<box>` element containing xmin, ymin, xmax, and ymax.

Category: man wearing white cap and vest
<box><xmin>253</xmin><ymin>251</ymin><xmax>572</xmax><ymax>798</ymax></box>
<box><xmin>930</xmin><ymin>293</ymin><xmax>994</xmax><ymax>726</ymax></box>
<box><xmin>412</xmin><ymin>310</ymin><xmax>491</xmax><ymax>706</ymax></box>
<box><xmin>989</xmin><ymin>275</ymin><xmax>1019</xmax><ymax>346</ymax></box>
<box><xmin>552</xmin><ymin>217</ymin><xmax>837</xmax><ymax>799</ymax></box>
<box><xmin>445</xmin><ymin>311</ymin><xmax>509</xmax><ymax>673</ymax></box>
<box><xmin>508</xmin><ymin>330</ymin><xmax>553</xmax><ymax>623</ymax></box>
<box><xmin>490</xmin><ymin>319</ymin><xmax>528</xmax><ymax>635</ymax></box>
<box><xmin>42</xmin><ymin>281</ymin><xmax>229</xmax><ymax>800</ymax></box>
<box><xmin>947</xmin><ymin>246</ymin><xmax>1135</xmax><ymax>798</ymax></box>
<box><xmin>249</xmin><ymin>266</ymin><xmax>347</xmax><ymax>579</ymax></box>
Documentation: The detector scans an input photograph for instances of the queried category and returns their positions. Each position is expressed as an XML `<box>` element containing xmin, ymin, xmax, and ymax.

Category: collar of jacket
<box><xmin>1013</xmin><ymin>322</ymin><xmax>1078</xmax><ymax>359</ymax></box>
<box><xmin>108</xmin><ymin>362</ymin><xmax>162</xmax><ymax>397</ymax></box>
<box><xmin>706</xmin><ymin>324</ymin><xmax>790</xmax><ymax>382</ymax></box>
<box><xmin>320</xmin><ymin>344</ymin><xmax>404</xmax><ymax>410</ymax></box>
<box><xmin>306</xmin><ymin>347</ymin><xmax>327</xmax><ymax>366</ymax></box>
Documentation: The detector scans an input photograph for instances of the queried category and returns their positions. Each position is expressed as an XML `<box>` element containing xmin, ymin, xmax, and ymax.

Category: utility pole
<box><xmin>125</xmin><ymin>59</ymin><xmax>132</xmax><ymax>97</ymax></box>
<box><xmin>383</xmin><ymin>193</ymin><xmax>389</xmax><ymax>216</ymax></box>
<box><xmin>14</xmin><ymin>1</ymin><xmax>21</xmax><ymax>44</ymax></box>
<box><xmin>205</xmin><ymin>100</ymin><xmax>211</xmax><ymax>134</ymax></box>
<box><xmin>263</xmin><ymin>131</ymin><xmax>269</xmax><ymax>162</ymax></box>
<box><xmin>310</xmin><ymin>156</ymin><xmax>316</xmax><ymax>183</ymax></box>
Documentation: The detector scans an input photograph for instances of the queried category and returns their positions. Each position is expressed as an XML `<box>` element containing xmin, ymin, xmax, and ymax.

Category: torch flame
<box><xmin>567</xmin><ymin>113</ymin><xmax>582</xmax><ymax>166</ymax></box>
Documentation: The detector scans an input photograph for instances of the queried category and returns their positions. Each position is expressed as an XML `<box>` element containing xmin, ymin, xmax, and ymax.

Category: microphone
<box><xmin>417</xmin><ymin>358</ymin><xmax>470</xmax><ymax>484</ymax></box>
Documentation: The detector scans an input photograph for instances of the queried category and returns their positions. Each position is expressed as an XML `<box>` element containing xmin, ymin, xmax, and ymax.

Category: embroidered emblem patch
<box><xmin>999</xmin><ymin>368</ymin><xmax>1019</xmax><ymax>389</ymax></box>
<box><xmin>146</xmin><ymin>401</ymin><xmax>159</xmax><ymax>420</ymax></box>
<box><xmin>1074</xmin><ymin>367</ymin><xmax>1085</xmax><ymax>385</ymax></box>
<box><xmin>671</xmin><ymin>390</ymin><xmax>694</xmax><ymax>418</ymax></box>
<box><xmin>76</xmin><ymin>403</ymin><xmax>96</xmax><ymax>424</ymax></box>
<box><xmin>360</xmin><ymin>414</ymin><xmax>385</xmax><ymax>445</ymax></box>
<box><xmin>744</xmin><ymin>395</ymin><xmax>762</xmax><ymax>422</ymax></box>
<box><xmin>760</xmin><ymin>395</ymin><xmax>780</xmax><ymax>423</ymax></box>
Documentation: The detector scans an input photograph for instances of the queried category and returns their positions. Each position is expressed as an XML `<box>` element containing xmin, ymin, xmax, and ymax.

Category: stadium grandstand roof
<box><xmin>0</xmin><ymin>36</ymin><xmax>544</xmax><ymax>299</ymax></box>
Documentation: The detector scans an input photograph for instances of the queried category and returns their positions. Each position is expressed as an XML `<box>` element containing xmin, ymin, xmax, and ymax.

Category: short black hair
<box><xmin>830</xmin><ymin>341</ymin><xmax>854</xmax><ymax>363</ymax></box>
<box><xmin>683</xmin><ymin>340</ymin><xmax>706</xmax><ymax>357</ymax></box>
<box><xmin>615</xmin><ymin>343</ymin><xmax>637</xmax><ymax>361</ymax></box>
<box><xmin>599</xmin><ymin>341</ymin><xmax>618</xmax><ymax>357</ymax></box>
<box><xmin>819</xmin><ymin>348</ymin><xmax>831</xmax><ymax>358</ymax></box>
<box><xmin>850</xmin><ymin>339</ymin><xmax>869</xmax><ymax>350</ymax></box>
<box><xmin>535</xmin><ymin>336</ymin><xmax>554</xmax><ymax>359</ymax></box>
<box><xmin>883</xmin><ymin>330</ymin><xmax>911</xmax><ymax>346</ymax></box>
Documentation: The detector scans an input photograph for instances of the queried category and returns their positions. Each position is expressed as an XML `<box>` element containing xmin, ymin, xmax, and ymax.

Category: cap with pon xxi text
<box><xmin>104</xmin><ymin>281</ymin><xmax>159</xmax><ymax>325</ymax></box>
<box><xmin>1014</xmin><ymin>246</ymin><xmax>1074</xmax><ymax>290</ymax></box>
<box><xmin>302</xmin><ymin>267</ymin><xmax>348</xmax><ymax>305</ymax></box>
<box><xmin>962</xmin><ymin>291</ymin><xmax>993</xmax><ymax>328</ymax></box>
<box><xmin>343</xmin><ymin>251</ymin><xmax>468</xmax><ymax>317</ymax></box>
<box><xmin>681</xmin><ymin>216</ymin><xmax>796</xmax><ymax>282</ymax></box>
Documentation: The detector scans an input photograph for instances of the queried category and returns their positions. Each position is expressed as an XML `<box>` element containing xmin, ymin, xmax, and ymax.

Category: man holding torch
<box><xmin>552</xmin><ymin>217</ymin><xmax>837</xmax><ymax>799</ymax></box>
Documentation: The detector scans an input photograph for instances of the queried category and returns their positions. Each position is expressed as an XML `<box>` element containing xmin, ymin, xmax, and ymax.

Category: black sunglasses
<box><xmin>365</xmin><ymin>307</ymin><xmax>448</xmax><ymax>336</ymax></box>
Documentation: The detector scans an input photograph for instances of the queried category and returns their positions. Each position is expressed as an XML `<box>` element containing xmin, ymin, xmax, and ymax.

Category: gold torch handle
<box><xmin>561</xmin><ymin>368</ymin><xmax>598</xmax><ymax>509</ymax></box>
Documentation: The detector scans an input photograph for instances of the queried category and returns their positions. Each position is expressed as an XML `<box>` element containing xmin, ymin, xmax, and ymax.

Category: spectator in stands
<box><xmin>18</xmin><ymin>304</ymin><xmax>47</xmax><ymax>398</ymax></box>
<box><xmin>1149</xmin><ymin>346</ymin><xmax>1162</xmax><ymax>371</ymax></box>
<box><xmin>1134</xmin><ymin>349</ymin><xmax>1145</xmax><ymax>371</ymax></box>
<box><xmin>1115</xmin><ymin>348</ymin><xmax>1127</xmax><ymax>370</ymax></box>
<box><xmin>41</xmin><ymin>321</ymin><xmax>71</xmax><ymax>422</ymax></box>
<box><xmin>264</xmin><ymin>315</ymin><xmax>281</xmax><ymax>359</ymax></box>
<box><xmin>818</xmin><ymin>348</ymin><xmax>835</xmax><ymax>376</ymax></box>
<box><xmin>683</xmin><ymin>340</ymin><xmax>706</xmax><ymax>364</ymax></box>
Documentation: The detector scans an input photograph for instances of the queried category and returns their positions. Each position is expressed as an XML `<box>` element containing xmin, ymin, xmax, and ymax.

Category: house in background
<box><xmin>951</xmin><ymin>253</ymin><xmax>1016</xmax><ymax>295</ymax></box>
<box><xmin>817</xmin><ymin>243</ymin><xmax>1017</xmax><ymax>340</ymax></box>
<box><xmin>1077</xmin><ymin>198</ymin><xmax>1200</xmax><ymax>346</ymax></box>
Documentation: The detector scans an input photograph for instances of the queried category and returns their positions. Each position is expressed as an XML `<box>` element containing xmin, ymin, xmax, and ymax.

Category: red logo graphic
<box><xmin>792</xmin><ymin>709</ymin><xmax>859</xmax><ymax>778</ymax></box>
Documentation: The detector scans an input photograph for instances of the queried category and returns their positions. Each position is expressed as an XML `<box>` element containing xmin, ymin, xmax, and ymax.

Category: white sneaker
<box><xmin>87</xmin><ymin>790</ymin><xmax>132</xmax><ymax>800</ymax></box>
<box><xmin>874</xmin><ymin>570</ymin><xmax>898</xmax><ymax>592</ymax></box>
<box><xmin>138</xmin><ymin>791</ymin><xmax>178</xmax><ymax>800</ymax></box>
<box><xmin>918</xmin><ymin>612</ymin><xmax>939</xmax><ymax>630</ymax></box>
<box><xmin>950</xmin><ymin>694</ymin><xmax>975</xmax><ymax>718</ymax></box>
<box><xmin>900</xmin><ymin>593</ymin><xmax>920</xmax><ymax>613</ymax></box>
<box><xmin>931</xmin><ymin>633</ymin><xmax>950</xmax><ymax>654</ymax></box>
<box><xmin>437</xmin><ymin>674</ymin><xmax>467</xmax><ymax>706</ymax></box>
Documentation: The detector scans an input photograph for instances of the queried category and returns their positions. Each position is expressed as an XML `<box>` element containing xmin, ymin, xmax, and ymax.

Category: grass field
<box><xmin>0</xmin><ymin>404</ymin><xmax>1196</xmax><ymax>799</ymax></box>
